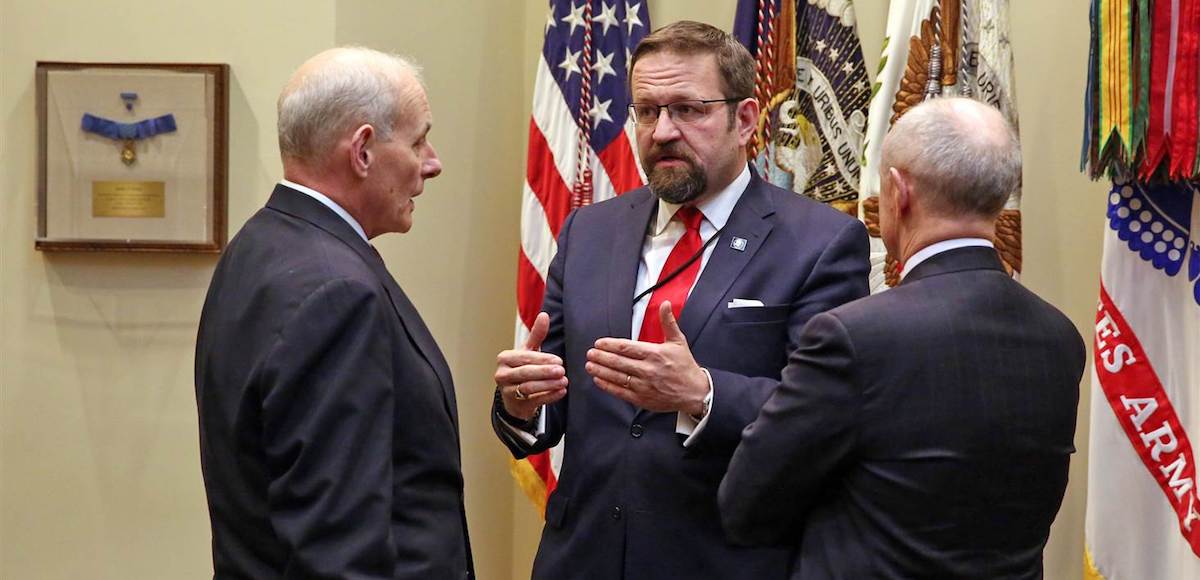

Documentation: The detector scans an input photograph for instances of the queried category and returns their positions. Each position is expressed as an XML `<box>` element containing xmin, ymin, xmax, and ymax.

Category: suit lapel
<box><xmin>266</xmin><ymin>185</ymin><xmax>460</xmax><ymax>429</ymax></box>
<box><xmin>607</xmin><ymin>189</ymin><xmax>658</xmax><ymax>339</ymax></box>
<box><xmin>677</xmin><ymin>176</ymin><xmax>776</xmax><ymax>343</ymax></box>
<box><xmin>602</xmin><ymin>190</ymin><xmax>656</xmax><ymax>419</ymax></box>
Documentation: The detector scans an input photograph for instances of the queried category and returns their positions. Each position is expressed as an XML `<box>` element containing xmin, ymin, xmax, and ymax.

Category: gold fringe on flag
<box><xmin>509</xmin><ymin>457</ymin><xmax>549</xmax><ymax>517</ymax></box>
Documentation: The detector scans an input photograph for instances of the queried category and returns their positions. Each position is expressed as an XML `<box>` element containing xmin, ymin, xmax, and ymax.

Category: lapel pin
<box><xmin>730</xmin><ymin>237</ymin><xmax>748</xmax><ymax>252</ymax></box>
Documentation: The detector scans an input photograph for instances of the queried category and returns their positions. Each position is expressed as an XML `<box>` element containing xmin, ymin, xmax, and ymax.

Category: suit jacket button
<box><xmin>630</xmin><ymin>424</ymin><xmax>644</xmax><ymax>438</ymax></box>
<box><xmin>611</xmin><ymin>506</ymin><xmax>622</xmax><ymax>520</ymax></box>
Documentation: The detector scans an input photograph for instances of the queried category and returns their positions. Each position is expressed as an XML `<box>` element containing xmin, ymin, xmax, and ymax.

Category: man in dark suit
<box><xmin>195</xmin><ymin>47</ymin><xmax>472</xmax><ymax>579</ymax></box>
<box><xmin>719</xmin><ymin>97</ymin><xmax>1086</xmax><ymax>579</ymax></box>
<box><xmin>491</xmin><ymin>22</ymin><xmax>870</xmax><ymax>579</ymax></box>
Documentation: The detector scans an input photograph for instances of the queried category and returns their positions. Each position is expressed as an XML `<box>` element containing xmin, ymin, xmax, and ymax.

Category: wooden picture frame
<box><xmin>35</xmin><ymin>61</ymin><xmax>229</xmax><ymax>252</ymax></box>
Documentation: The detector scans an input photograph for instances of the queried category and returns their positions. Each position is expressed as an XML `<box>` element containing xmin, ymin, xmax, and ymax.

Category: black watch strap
<box><xmin>494</xmin><ymin>387</ymin><xmax>541</xmax><ymax>430</ymax></box>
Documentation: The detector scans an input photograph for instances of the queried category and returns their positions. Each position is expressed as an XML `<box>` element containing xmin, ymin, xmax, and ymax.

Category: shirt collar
<box><xmin>900</xmin><ymin>237</ymin><xmax>994</xmax><ymax>280</ymax></box>
<box><xmin>279</xmin><ymin>179</ymin><xmax>368</xmax><ymax>242</ymax></box>
<box><xmin>652</xmin><ymin>165</ymin><xmax>751</xmax><ymax>235</ymax></box>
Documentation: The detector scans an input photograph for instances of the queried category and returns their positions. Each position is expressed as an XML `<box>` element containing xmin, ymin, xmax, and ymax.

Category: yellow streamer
<box><xmin>1098</xmin><ymin>0</ymin><xmax>1134</xmax><ymax>157</ymax></box>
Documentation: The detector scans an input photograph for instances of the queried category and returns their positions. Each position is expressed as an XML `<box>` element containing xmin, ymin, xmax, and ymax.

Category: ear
<box><xmin>734</xmin><ymin>97</ymin><xmax>759</xmax><ymax>146</ymax></box>
<box><xmin>349</xmin><ymin>124</ymin><xmax>374</xmax><ymax>178</ymax></box>
<box><xmin>887</xmin><ymin>166</ymin><xmax>912</xmax><ymax>215</ymax></box>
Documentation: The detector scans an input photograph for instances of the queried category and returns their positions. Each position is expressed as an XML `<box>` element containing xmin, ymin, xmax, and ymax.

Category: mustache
<box><xmin>646</xmin><ymin>145</ymin><xmax>694</xmax><ymax>165</ymax></box>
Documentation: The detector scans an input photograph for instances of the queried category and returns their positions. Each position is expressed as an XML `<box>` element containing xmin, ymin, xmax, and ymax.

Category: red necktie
<box><xmin>638</xmin><ymin>207</ymin><xmax>704</xmax><ymax>343</ymax></box>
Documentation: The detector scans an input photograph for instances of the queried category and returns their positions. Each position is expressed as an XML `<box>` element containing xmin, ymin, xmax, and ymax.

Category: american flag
<box><xmin>512</xmin><ymin>0</ymin><xmax>650</xmax><ymax>512</ymax></box>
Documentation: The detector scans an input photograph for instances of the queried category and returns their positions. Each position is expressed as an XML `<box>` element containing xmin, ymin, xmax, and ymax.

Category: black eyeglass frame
<box><xmin>627</xmin><ymin>97</ymin><xmax>750</xmax><ymax>126</ymax></box>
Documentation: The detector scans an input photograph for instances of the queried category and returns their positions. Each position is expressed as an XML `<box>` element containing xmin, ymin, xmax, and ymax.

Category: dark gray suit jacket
<box><xmin>195</xmin><ymin>184</ymin><xmax>473</xmax><ymax>579</ymax></box>
<box><xmin>720</xmin><ymin>246</ymin><xmax>1085</xmax><ymax>579</ymax></box>
<box><xmin>493</xmin><ymin>173</ymin><xmax>871</xmax><ymax>579</ymax></box>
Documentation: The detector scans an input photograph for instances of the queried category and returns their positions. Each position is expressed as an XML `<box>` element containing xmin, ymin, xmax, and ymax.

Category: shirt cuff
<box><xmin>676</xmin><ymin>368</ymin><xmax>714</xmax><ymax>448</ymax></box>
<box><xmin>498</xmin><ymin>405</ymin><xmax>546</xmax><ymax>446</ymax></box>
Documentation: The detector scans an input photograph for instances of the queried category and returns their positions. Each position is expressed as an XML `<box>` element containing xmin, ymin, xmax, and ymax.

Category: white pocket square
<box><xmin>727</xmin><ymin>298</ymin><xmax>765</xmax><ymax>309</ymax></box>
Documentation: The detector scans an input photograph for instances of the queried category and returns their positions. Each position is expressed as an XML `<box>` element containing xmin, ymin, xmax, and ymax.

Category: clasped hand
<box><xmin>586</xmin><ymin>301</ymin><xmax>709</xmax><ymax>416</ymax></box>
<box><xmin>494</xmin><ymin>312</ymin><xmax>567</xmax><ymax>420</ymax></box>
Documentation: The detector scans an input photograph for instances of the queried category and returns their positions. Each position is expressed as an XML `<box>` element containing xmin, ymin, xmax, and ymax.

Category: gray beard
<box><xmin>647</xmin><ymin>163</ymin><xmax>707</xmax><ymax>204</ymax></box>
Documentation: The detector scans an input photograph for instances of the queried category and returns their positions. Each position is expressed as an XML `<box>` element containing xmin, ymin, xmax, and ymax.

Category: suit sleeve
<box><xmin>491</xmin><ymin>210</ymin><xmax>576</xmax><ymax>458</ymax></box>
<box><xmin>259</xmin><ymin>278</ymin><xmax>396</xmax><ymax>579</ymax></box>
<box><xmin>718</xmin><ymin>311</ymin><xmax>861</xmax><ymax>546</ymax></box>
<box><xmin>698</xmin><ymin>218</ymin><xmax>869</xmax><ymax>453</ymax></box>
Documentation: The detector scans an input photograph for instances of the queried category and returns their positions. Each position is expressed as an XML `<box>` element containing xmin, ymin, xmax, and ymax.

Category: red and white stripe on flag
<box><xmin>1085</xmin><ymin>179</ymin><xmax>1200</xmax><ymax>579</ymax></box>
<box><xmin>512</xmin><ymin>0</ymin><xmax>650</xmax><ymax>514</ymax></box>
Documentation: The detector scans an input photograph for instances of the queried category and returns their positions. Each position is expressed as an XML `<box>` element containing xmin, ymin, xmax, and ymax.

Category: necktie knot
<box><xmin>675</xmin><ymin>206</ymin><xmax>703</xmax><ymax>232</ymax></box>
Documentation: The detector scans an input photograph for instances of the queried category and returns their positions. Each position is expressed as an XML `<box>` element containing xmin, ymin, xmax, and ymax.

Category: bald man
<box><xmin>719</xmin><ymin>98</ymin><xmax>1085</xmax><ymax>579</ymax></box>
<box><xmin>195</xmin><ymin>48</ymin><xmax>473</xmax><ymax>579</ymax></box>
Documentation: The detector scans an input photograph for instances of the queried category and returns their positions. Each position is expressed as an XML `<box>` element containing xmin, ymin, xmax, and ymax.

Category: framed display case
<box><xmin>35</xmin><ymin>61</ymin><xmax>229</xmax><ymax>252</ymax></box>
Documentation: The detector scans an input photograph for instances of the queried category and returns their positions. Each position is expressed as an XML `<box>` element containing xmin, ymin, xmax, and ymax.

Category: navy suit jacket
<box><xmin>196</xmin><ymin>185</ymin><xmax>473</xmax><ymax>579</ymax></box>
<box><xmin>720</xmin><ymin>246</ymin><xmax>1086</xmax><ymax>579</ymax></box>
<box><xmin>494</xmin><ymin>173</ymin><xmax>870</xmax><ymax>579</ymax></box>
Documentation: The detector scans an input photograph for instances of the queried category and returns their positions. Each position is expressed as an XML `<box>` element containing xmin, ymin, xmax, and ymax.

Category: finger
<box><xmin>496</xmin><ymin>363</ymin><xmax>566</xmax><ymax>385</ymax></box>
<box><xmin>524</xmin><ymin>312</ymin><xmax>550</xmax><ymax>351</ymax></box>
<box><xmin>593</xmin><ymin>376</ymin><xmax>640</xmax><ymax>406</ymax></box>
<box><xmin>658</xmin><ymin>300</ymin><xmax>686</xmax><ymax>345</ymax></box>
<box><xmin>527</xmin><ymin>387</ymin><xmax>567</xmax><ymax>403</ymax></box>
<box><xmin>497</xmin><ymin>349</ymin><xmax>563</xmax><ymax>368</ymax></box>
<box><xmin>584</xmin><ymin>361</ymin><xmax>635</xmax><ymax>390</ymax></box>
<box><xmin>592</xmin><ymin>338</ymin><xmax>651</xmax><ymax>359</ymax></box>
<box><xmin>586</xmin><ymin>348</ymin><xmax>644</xmax><ymax>376</ymax></box>
<box><xmin>514</xmin><ymin>377</ymin><xmax>569</xmax><ymax>396</ymax></box>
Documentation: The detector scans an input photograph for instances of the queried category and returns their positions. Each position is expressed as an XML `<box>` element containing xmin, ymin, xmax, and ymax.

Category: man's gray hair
<box><xmin>881</xmin><ymin>97</ymin><xmax>1021</xmax><ymax>218</ymax></box>
<box><xmin>277</xmin><ymin>47</ymin><xmax>422</xmax><ymax>162</ymax></box>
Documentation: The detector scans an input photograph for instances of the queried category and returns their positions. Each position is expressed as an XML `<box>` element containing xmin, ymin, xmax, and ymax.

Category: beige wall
<box><xmin>1</xmin><ymin>1</ymin><xmax>1103</xmax><ymax>579</ymax></box>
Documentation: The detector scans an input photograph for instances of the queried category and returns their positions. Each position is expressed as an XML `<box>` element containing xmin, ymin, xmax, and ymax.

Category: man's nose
<box><xmin>424</xmin><ymin>146</ymin><xmax>443</xmax><ymax>178</ymax></box>
<box><xmin>651</xmin><ymin>108</ymin><xmax>681</xmax><ymax>142</ymax></box>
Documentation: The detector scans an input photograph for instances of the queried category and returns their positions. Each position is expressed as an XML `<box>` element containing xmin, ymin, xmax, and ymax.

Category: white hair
<box><xmin>277</xmin><ymin>47</ymin><xmax>422</xmax><ymax>162</ymax></box>
<box><xmin>881</xmin><ymin>97</ymin><xmax>1021</xmax><ymax>217</ymax></box>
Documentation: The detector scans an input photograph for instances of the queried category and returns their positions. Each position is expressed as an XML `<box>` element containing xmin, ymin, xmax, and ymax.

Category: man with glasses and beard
<box><xmin>490</xmin><ymin>21</ymin><xmax>869</xmax><ymax>579</ymax></box>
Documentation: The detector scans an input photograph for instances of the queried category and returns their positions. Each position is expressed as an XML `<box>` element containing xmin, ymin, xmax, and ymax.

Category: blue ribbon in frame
<box><xmin>81</xmin><ymin>113</ymin><xmax>177</xmax><ymax>140</ymax></box>
<box><xmin>80</xmin><ymin>113</ymin><xmax>177</xmax><ymax>165</ymax></box>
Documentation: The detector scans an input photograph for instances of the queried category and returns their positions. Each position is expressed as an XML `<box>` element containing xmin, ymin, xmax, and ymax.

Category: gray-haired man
<box><xmin>195</xmin><ymin>47</ymin><xmax>473</xmax><ymax>579</ymax></box>
<box><xmin>720</xmin><ymin>97</ymin><xmax>1084</xmax><ymax>579</ymax></box>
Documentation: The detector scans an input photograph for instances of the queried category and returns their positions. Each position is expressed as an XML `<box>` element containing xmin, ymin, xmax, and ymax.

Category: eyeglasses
<box><xmin>628</xmin><ymin>98</ymin><xmax>747</xmax><ymax>126</ymax></box>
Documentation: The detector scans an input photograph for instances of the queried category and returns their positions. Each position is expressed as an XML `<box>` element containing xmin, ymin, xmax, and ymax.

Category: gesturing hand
<box><xmin>586</xmin><ymin>301</ymin><xmax>709</xmax><ymax>416</ymax></box>
<box><xmin>494</xmin><ymin>312</ymin><xmax>568</xmax><ymax>420</ymax></box>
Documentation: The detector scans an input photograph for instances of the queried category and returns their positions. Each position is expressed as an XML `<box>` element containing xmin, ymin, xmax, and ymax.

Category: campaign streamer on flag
<box><xmin>513</xmin><ymin>0</ymin><xmax>649</xmax><ymax>514</ymax></box>
<box><xmin>1081</xmin><ymin>0</ymin><xmax>1200</xmax><ymax>182</ymax></box>
<box><xmin>732</xmin><ymin>0</ymin><xmax>871</xmax><ymax>218</ymax></box>
<box><xmin>858</xmin><ymin>0</ymin><xmax>1022</xmax><ymax>290</ymax></box>
<box><xmin>1085</xmin><ymin>179</ymin><xmax>1200</xmax><ymax>580</ymax></box>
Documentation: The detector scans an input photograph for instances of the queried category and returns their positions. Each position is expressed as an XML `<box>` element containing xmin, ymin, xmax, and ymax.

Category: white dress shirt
<box><xmin>501</xmin><ymin>167</ymin><xmax>752</xmax><ymax>447</ymax></box>
<box><xmin>280</xmin><ymin>179</ymin><xmax>368</xmax><ymax>242</ymax></box>
<box><xmin>900</xmin><ymin>237</ymin><xmax>995</xmax><ymax>281</ymax></box>
<box><xmin>635</xmin><ymin>167</ymin><xmax>749</xmax><ymax>446</ymax></box>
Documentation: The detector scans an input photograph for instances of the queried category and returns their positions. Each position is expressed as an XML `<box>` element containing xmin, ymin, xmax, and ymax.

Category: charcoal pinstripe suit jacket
<box><xmin>721</xmin><ymin>246</ymin><xmax>1086</xmax><ymax>579</ymax></box>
